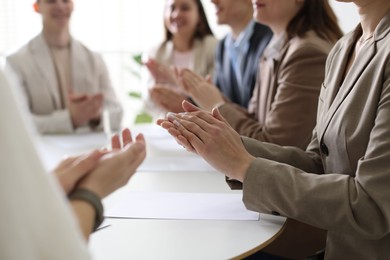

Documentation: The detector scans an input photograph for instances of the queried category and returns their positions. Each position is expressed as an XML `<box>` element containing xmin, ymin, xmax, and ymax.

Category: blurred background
<box><xmin>0</xmin><ymin>0</ymin><xmax>359</xmax><ymax>126</ymax></box>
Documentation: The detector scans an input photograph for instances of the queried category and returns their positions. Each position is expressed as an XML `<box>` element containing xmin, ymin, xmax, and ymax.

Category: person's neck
<box><xmin>356</xmin><ymin>0</ymin><xmax>390</xmax><ymax>40</ymax></box>
<box><xmin>172</xmin><ymin>35</ymin><xmax>192</xmax><ymax>52</ymax></box>
<box><xmin>268</xmin><ymin>18</ymin><xmax>290</xmax><ymax>39</ymax></box>
<box><xmin>43</xmin><ymin>27</ymin><xmax>71</xmax><ymax>48</ymax></box>
<box><xmin>229</xmin><ymin>15</ymin><xmax>252</xmax><ymax>40</ymax></box>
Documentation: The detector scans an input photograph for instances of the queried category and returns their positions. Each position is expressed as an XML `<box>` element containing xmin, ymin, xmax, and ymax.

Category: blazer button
<box><xmin>271</xmin><ymin>211</ymin><xmax>281</xmax><ymax>216</ymax></box>
<box><xmin>320</xmin><ymin>142</ymin><xmax>329</xmax><ymax>156</ymax></box>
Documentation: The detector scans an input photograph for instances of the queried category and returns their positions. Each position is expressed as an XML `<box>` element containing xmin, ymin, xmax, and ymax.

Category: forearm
<box><xmin>33</xmin><ymin>110</ymin><xmax>74</xmax><ymax>134</ymax></box>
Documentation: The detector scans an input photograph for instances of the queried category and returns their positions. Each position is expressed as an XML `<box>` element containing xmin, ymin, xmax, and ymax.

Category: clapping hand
<box><xmin>54</xmin><ymin>128</ymin><xmax>146</xmax><ymax>198</ymax></box>
<box><xmin>157</xmin><ymin>101</ymin><xmax>254</xmax><ymax>181</ymax></box>
<box><xmin>177</xmin><ymin>69</ymin><xmax>225</xmax><ymax>111</ymax></box>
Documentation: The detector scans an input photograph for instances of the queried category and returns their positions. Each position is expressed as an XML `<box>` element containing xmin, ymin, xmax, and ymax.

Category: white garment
<box><xmin>0</xmin><ymin>68</ymin><xmax>91</xmax><ymax>260</ymax></box>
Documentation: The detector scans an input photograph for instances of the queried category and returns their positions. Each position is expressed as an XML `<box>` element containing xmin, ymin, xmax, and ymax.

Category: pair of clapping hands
<box><xmin>157</xmin><ymin>100</ymin><xmax>255</xmax><ymax>183</ymax></box>
<box><xmin>68</xmin><ymin>92</ymin><xmax>103</xmax><ymax>128</ymax></box>
<box><xmin>55</xmin><ymin>129</ymin><xmax>146</xmax><ymax>199</ymax></box>
<box><xmin>145</xmin><ymin>59</ymin><xmax>225</xmax><ymax>112</ymax></box>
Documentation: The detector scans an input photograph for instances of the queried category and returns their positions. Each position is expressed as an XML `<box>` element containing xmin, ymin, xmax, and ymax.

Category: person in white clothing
<box><xmin>6</xmin><ymin>0</ymin><xmax>123</xmax><ymax>134</ymax></box>
<box><xmin>0</xmin><ymin>68</ymin><xmax>145</xmax><ymax>260</ymax></box>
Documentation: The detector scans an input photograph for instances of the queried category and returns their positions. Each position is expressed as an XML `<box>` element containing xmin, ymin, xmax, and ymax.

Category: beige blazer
<box><xmin>142</xmin><ymin>35</ymin><xmax>218</xmax><ymax>116</ymax></box>
<box><xmin>6</xmin><ymin>34</ymin><xmax>122</xmax><ymax>134</ymax></box>
<box><xmin>219</xmin><ymin>31</ymin><xmax>333</xmax><ymax>150</ymax></box>
<box><xmin>241</xmin><ymin>12</ymin><xmax>390</xmax><ymax>260</ymax></box>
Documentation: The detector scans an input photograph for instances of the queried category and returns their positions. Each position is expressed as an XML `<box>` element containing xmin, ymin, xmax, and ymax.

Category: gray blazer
<box><xmin>241</xmin><ymin>12</ymin><xmax>390</xmax><ymax>260</ymax></box>
<box><xmin>6</xmin><ymin>34</ymin><xmax>122</xmax><ymax>134</ymax></box>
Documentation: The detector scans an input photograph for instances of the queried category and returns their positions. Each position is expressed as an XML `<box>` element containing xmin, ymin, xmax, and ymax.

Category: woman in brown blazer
<box><xmin>177</xmin><ymin>0</ymin><xmax>343</xmax><ymax>150</ymax></box>
<box><xmin>158</xmin><ymin>0</ymin><xmax>390</xmax><ymax>259</ymax></box>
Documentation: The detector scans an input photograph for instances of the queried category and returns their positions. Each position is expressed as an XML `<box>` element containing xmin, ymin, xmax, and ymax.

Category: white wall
<box><xmin>330</xmin><ymin>1</ymin><xmax>360</xmax><ymax>33</ymax></box>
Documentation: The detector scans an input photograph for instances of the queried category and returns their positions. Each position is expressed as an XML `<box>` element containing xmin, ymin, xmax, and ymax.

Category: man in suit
<box><xmin>211</xmin><ymin>0</ymin><xmax>272</xmax><ymax>108</ymax></box>
<box><xmin>6</xmin><ymin>0</ymin><xmax>122</xmax><ymax>134</ymax></box>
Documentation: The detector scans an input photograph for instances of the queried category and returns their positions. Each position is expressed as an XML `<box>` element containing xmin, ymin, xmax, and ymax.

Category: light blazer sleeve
<box><xmin>219</xmin><ymin>36</ymin><xmax>331</xmax><ymax>149</ymax></box>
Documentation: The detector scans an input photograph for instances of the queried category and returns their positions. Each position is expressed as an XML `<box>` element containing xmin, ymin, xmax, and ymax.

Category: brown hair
<box><xmin>164</xmin><ymin>0</ymin><xmax>213</xmax><ymax>43</ymax></box>
<box><xmin>287</xmin><ymin>0</ymin><xmax>343</xmax><ymax>43</ymax></box>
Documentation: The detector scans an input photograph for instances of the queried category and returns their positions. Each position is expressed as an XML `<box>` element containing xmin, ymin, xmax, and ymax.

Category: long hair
<box><xmin>164</xmin><ymin>0</ymin><xmax>213</xmax><ymax>43</ymax></box>
<box><xmin>287</xmin><ymin>0</ymin><xmax>343</xmax><ymax>43</ymax></box>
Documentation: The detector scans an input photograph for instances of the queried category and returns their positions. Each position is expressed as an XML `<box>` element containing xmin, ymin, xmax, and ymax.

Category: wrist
<box><xmin>213</xmin><ymin>101</ymin><xmax>226</xmax><ymax>109</ymax></box>
<box><xmin>69</xmin><ymin>188</ymin><xmax>104</xmax><ymax>231</ymax></box>
<box><xmin>89</xmin><ymin>117</ymin><xmax>101</xmax><ymax>129</ymax></box>
<box><xmin>230</xmin><ymin>155</ymin><xmax>255</xmax><ymax>182</ymax></box>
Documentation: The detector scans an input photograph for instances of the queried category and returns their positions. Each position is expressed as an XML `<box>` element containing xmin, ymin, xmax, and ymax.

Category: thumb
<box><xmin>182</xmin><ymin>100</ymin><xmax>201</xmax><ymax>112</ymax></box>
<box><xmin>212</xmin><ymin>107</ymin><xmax>228</xmax><ymax>124</ymax></box>
<box><xmin>205</xmin><ymin>74</ymin><xmax>212</xmax><ymax>83</ymax></box>
<box><xmin>135</xmin><ymin>133</ymin><xmax>146</xmax><ymax>145</ymax></box>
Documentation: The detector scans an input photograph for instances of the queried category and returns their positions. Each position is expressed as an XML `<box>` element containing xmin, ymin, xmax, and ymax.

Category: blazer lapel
<box><xmin>162</xmin><ymin>41</ymin><xmax>174</xmax><ymax>64</ymax></box>
<box><xmin>319</xmin><ymin>35</ymin><xmax>376</xmax><ymax>140</ymax></box>
<box><xmin>71</xmin><ymin>38</ymin><xmax>91</xmax><ymax>94</ymax></box>
<box><xmin>192</xmin><ymin>39</ymin><xmax>202</xmax><ymax>73</ymax></box>
<box><xmin>30</xmin><ymin>34</ymin><xmax>61</xmax><ymax>108</ymax></box>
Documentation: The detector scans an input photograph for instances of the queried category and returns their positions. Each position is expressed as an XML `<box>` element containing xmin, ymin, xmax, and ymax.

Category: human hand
<box><xmin>68</xmin><ymin>93</ymin><xmax>103</xmax><ymax>127</ymax></box>
<box><xmin>76</xmin><ymin>128</ymin><xmax>146</xmax><ymax>198</ymax></box>
<box><xmin>157</xmin><ymin>101</ymin><xmax>254</xmax><ymax>181</ymax></box>
<box><xmin>54</xmin><ymin>150</ymin><xmax>106</xmax><ymax>194</ymax></box>
<box><xmin>145</xmin><ymin>59</ymin><xmax>179</xmax><ymax>86</ymax></box>
<box><xmin>178</xmin><ymin>69</ymin><xmax>225</xmax><ymax>111</ymax></box>
<box><xmin>150</xmin><ymin>84</ymin><xmax>188</xmax><ymax>113</ymax></box>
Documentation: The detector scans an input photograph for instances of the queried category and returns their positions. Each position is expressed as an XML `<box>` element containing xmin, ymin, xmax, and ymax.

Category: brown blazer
<box><xmin>219</xmin><ymin>31</ymin><xmax>333</xmax><ymax>150</ymax></box>
<box><xmin>242</xmin><ymin>12</ymin><xmax>390</xmax><ymax>260</ymax></box>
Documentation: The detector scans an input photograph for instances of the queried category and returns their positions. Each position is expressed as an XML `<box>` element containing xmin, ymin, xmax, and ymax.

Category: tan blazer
<box><xmin>142</xmin><ymin>35</ymin><xmax>218</xmax><ymax>116</ymax></box>
<box><xmin>242</xmin><ymin>12</ymin><xmax>390</xmax><ymax>260</ymax></box>
<box><xmin>6</xmin><ymin>34</ymin><xmax>122</xmax><ymax>134</ymax></box>
<box><xmin>219</xmin><ymin>31</ymin><xmax>333</xmax><ymax>150</ymax></box>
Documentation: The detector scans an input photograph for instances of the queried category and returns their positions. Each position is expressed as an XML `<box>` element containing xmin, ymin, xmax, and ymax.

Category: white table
<box><xmin>37</xmin><ymin>125</ymin><xmax>286</xmax><ymax>260</ymax></box>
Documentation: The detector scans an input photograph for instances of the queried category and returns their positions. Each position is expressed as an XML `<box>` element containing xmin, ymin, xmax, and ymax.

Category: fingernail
<box><xmin>167</xmin><ymin>112</ymin><xmax>178</xmax><ymax>121</ymax></box>
<box><xmin>173</xmin><ymin>120</ymin><xmax>181</xmax><ymax>127</ymax></box>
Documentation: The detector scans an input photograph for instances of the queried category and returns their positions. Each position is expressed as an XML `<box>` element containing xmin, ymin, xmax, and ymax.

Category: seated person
<box><xmin>142</xmin><ymin>0</ymin><xmax>218</xmax><ymax>116</ymax></box>
<box><xmin>6</xmin><ymin>0</ymin><xmax>122</xmax><ymax>134</ymax></box>
<box><xmin>144</xmin><ymin>0</ymin><xmax>272</xmax><ymax>113</ymax></box>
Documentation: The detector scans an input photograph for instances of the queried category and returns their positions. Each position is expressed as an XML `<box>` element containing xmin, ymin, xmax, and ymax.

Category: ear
<box><xmin>33</xmin><ymin>2</ymin><xmax>40</xmax><ymax>13</ymax></box>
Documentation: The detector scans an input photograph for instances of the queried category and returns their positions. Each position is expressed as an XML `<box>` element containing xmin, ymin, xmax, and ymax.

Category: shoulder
<box><xmin>288</xmin><ymin>31</ymin><xmax>335</xmax><ymax>57</ymax></box>
<box><xmin>196</xmin><ymin>35</ymin><xmax>218</xmax><ymax>55</ymax></box>
<box><xmin>6</xmin><ymin>35</ymin><xmax>41</xmax><ymax>62</ymax></box>
<box><xmin>6</xmin><ymin>35</ymin><xmax>46</xmax><ymax>72</ymax></box>
<box><xmin>252</xmin><ymin>22</ymin><xmax>273</xmax><ymax>40</ymax></box>
<box><xmin>73</xmin><ymin>38</ymin><xmax>106</xmax><ymax>62</ymax></box>
<box><xmin>145</xmin><ymin>41</ymin><xmax>171</xmax><ymax>61</ymax></box>
<box><xmin>201</xmin><ymin>35</ymin><xmax>218</xmax><ymax>47</ymax></box>
<box><xmin>73</xmin><ymin>38</ymin><xmax>98</xmax><ymax>56</ymax></box>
